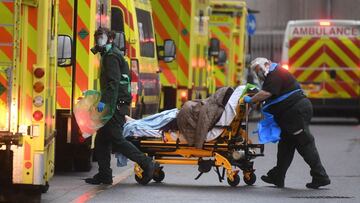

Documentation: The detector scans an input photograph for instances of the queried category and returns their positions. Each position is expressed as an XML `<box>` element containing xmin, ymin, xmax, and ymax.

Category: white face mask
<box><xmin>96</xmin><ymin>33</ymin><xmax>108</xmax><ymax>47</ymax></box>
<box><xmin>256</xmin><ymin>68</ymin><xmax>266</xmax><ymax>81</ymax></box>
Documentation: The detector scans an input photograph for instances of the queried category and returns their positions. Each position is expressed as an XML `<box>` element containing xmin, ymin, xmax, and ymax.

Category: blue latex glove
<box><xmin>97</xmin><ymin>102</ymin><xmax>105</xmax><ymax>112</ymax></box>
<box><xmin>244</xmin><ymin>96</ymin><xmax>252</xmax><ymax>103</ymax></box>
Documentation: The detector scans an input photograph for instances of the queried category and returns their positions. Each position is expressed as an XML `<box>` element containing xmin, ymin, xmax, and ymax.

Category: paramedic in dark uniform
<box><xmin>244</xmin><ymin>57</ymin><xmax>330</xmax><ymax>189</ymax></box>
<box><xmin>85</xmin><ymin>27</ymin><xmax>158</xmax><ymax>185</ymax></box>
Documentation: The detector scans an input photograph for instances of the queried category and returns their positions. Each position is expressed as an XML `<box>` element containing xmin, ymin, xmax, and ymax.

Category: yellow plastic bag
<box><xmin>73</xmin><ymin>90</ymin><xmax>113</xmax><ymax>137</ymax></box>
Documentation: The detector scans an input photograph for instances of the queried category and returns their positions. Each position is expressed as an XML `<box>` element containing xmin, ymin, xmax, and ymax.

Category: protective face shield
<box><xmin>250</xmin><ymin>57</ymin><xmax>271</xmax><ymax>82</ymax></box>
<box><xmin>91</xmin><ymin>33</ymin><xmax>109</xmax><ymax>55</ymax></box>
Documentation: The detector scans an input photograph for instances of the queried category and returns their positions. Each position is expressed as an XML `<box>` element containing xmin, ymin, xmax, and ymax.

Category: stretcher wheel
<box><xmin>243</xmin><ymin>173</ymin><xmax>256</xmax><ymax>185</ymax></box>
<box><xmin>227</xmin><ymin>174</ymin><xmax>240</xmax><ymax>187</ymax></box>
<box><xmin>135</xmin><ymin>174</ymin><xmax>151</xmax><ymax>185</ymax></box>
<box><xmin>153</xmin><ymin>170</ymin><xmax>165</xmax><ymax>183</ymax></box>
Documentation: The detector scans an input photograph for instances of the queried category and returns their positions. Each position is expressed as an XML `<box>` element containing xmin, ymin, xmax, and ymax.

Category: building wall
<box><xmin>243</xmin><ymin>0</ymin><xmax>360</xmax><ymax>61</ymax></box>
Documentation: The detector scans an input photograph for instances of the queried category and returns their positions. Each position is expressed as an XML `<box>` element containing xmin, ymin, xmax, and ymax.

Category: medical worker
<box><xmin>244</xmin><ymin>57</ymin><xmax>330</xmax><ymax>189</ymax></box>
<box><xmin>85</xmin><ymin>27</ymin><xmax>158</xmax><ymax>185</ymax></box>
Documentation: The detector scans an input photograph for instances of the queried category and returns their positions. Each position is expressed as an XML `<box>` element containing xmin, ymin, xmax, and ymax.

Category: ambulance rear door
<box><xmin>0</xmin><ymin>1</ymin><xmax>15</xmax><ymax>132</ymax></box>
<box><xmin>287</xmin><ymin>21</ymin><xmax>360</xmax><ymax>100</ymax></box>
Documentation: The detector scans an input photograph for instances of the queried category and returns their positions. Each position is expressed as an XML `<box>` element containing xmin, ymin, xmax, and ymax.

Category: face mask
<box><xmin>90</xmin><ymin>33</ymin><xmax>108</xmax><ymax>55</ymax></box>
<box><xmin>256</xmin><ymin>69</ymin><xmax>266</xmax><ymax>81</ymax></box>
<box><xmin>96</xmin><ymin>33</ymin><xmax>108</xmax><ymax>47</ymax></box>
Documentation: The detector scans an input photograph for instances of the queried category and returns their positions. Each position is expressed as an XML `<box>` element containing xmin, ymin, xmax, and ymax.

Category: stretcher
<box><xmin>128</xmin><ymin>100</ymin><xmax>264</xmax><ymax>187</ymax></box>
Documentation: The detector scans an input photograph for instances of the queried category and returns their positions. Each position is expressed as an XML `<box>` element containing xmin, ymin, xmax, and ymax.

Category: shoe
<box><xmin>85</xmin><ymin>174</ymin><xmax>113</xmax><ymax>185</ymax></box>
<box><xmin>261</xmin><ymin>175</ymin><xmax>284</xmax><ymax>188</ymax></box>
<box><xmin>306</xmin><ymin>178</ymin><xmax>330</xmax><ymax>189</ymax></box>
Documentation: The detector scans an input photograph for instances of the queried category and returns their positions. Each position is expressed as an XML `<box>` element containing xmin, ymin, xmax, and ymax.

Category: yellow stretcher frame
<box><xmin>130</xmin><ymin>101</ymin><xmax>264</xmax><ymax>187</ymax></box>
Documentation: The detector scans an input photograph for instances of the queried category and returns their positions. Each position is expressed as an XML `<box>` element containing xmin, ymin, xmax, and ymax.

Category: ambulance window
<box><xmin>136</xmin><ymin>8</ymin><xmax>155</xmax><ymax>57</ymax></box>
<box><xmin>111</xmin><ymin>7</ymin><xmax>124</xmax><ymax>32</ymax></box>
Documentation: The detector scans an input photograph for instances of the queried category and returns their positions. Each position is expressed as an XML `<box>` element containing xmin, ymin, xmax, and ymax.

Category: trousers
<box><xmin>267</xmin><ymin>98</ymin><xmax>329</xmax><ymax>182</ymax></box>
<box><xmin>94</xmin><ymin>104</ymin><xmax>151</xmax><ymax>179</ymax></box>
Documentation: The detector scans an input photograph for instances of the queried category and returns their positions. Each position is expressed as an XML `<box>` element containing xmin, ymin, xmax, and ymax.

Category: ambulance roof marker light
<box><xmin>319</xmin><ymin>21</ymin><xmax>331</xmax><ymax>26</ymax></box>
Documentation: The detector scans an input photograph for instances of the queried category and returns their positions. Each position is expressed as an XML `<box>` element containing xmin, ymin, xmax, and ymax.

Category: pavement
<box><xmin>42</xmin><ymin>118</ymin><xmax>360</xmax><ymax>203</ymax></box>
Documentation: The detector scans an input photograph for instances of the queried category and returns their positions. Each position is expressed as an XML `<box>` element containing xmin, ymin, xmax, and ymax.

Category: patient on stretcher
<box><xmin>123</xmin><ymin>85</ymin><xmax>254</xmax><ymax>143</ymax></box>
<box><xmin>116</xmin><ymin>85</ymin><xmax>256</xmax><ymax>166</ymax></box>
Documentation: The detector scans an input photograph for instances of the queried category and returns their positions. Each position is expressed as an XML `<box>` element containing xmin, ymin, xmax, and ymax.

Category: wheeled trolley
<box><xmin>129</xmin><ymin>101</ymin><xmax>264</xmax><ymax>187</ymax></box>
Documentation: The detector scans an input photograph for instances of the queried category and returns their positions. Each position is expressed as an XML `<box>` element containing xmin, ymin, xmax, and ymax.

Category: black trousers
<box><xmin>94</xmin><ymin>105</ymin><xmax>151</xmax><ymax>179</ymax></box>
<box><xmin>267</xmin><ymin>98</ymin><xmax>329</xmax><ymax>182</ymax></box>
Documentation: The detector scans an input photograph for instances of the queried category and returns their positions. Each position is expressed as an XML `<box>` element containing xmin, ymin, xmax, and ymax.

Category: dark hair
<box><xmin>94</xmin><ymin>27</ymin><xmax>115</xmax><ymax>40</ymax></box>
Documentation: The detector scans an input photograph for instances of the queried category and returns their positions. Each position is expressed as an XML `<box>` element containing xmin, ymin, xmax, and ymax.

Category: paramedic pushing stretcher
<box><xmin>244</xmin><ymin>58</ymin><xmax>330</xmax><ymax>189</ymax></box>
<box><xmin>85</xmin><ymin>28</ymin><xmax>158</xmax><ymax>185</ymax></box>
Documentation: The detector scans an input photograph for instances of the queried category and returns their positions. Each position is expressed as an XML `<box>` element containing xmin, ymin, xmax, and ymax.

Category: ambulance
<box><xmin>0</xmin><ymin>0</ymin><xmax>58</xmax><ymax>201</ymax></box>
<box><xmin>209</xmin><ymin>0</ymin><xmax>248</xmax><ymax>90</ymax></box>
<box><xmin>281</xmin><ymin>20</ymin><xmax>360</xmax><ymax>120</ymax></box>
<box><xmin>151</xmin><ymin>0</ymin><xmax>211</xmax><ymax>109</ymax></box>
<box><xmin>55</xmin><ymin>0</ymin><xmax>175</xmax><ymax>171</ymax></box>
<box><xmin>111</xmin><ymin>0</ymin><xmax>175</xmax><ymax>117</ymax></box>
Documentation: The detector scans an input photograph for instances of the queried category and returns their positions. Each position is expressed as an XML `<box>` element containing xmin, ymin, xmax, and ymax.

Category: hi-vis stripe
<box><xmin>289</xmin><ymin>36</ymin><xmax>360</xmax><ymax>98</ymax></box>
<box><xmin>57</xmin><ymin>0</ymin><xmax>91</xmax><ymax>109</ymax></box>
<box><xmin>152</xmin><ymin>0</ymin><xmax>191</xmax><ymax>87</ymax></box>
<box><xmin>209</xmin><ymin>15</ymin><xmax>242</xmax><ymax>87</ymax></box>
<box><xmin>0</xmin><ymin>1</ymin><xmax>13</xmax><ymax>122</ymax></box>
<box><xmin>0</xmin><ymin>2</ymin><xmax>14</xmax><ymax>63</ymax></box>
<box><xmin>210</xmin><ymin>26</ymin><xmax>229</xmax><ymax>87</ymax></box>
<box><xmin>57</xmin><ymin>0</ymin><xmax>73</xmax><ymax>109</ymax></box>
<box><xmin>0</xmin><ymin>2</ymin><xmax>37</xmax><ymax>125</ymax></box>
<box><xmin>112</xmin><ymin>0</ymin><xmax>137</xmax><ymax>58</ymax></box>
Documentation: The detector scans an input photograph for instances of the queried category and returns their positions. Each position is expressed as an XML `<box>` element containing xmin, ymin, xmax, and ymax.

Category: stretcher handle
<box><xmin>244</xmin><ymin>103</ymin><xmax>250</xmax><ymax>146</ymax></box>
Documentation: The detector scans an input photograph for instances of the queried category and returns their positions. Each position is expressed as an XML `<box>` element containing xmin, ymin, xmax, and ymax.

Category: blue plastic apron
<box><xmin>257</xmin><ymin>63</ymin><xmax>302</xmax><ymax>144</ymax></box>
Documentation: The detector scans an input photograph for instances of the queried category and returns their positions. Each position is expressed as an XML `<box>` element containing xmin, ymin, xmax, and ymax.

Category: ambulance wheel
<box><xmin>243</xmin><ymin>173</ymin><xmax>256</xmax><ymax>185</ymax></box>
<box><xmin>135</xmin><ymin>174</ymin><xmax>151</xmax><ymax>185</ymax></box>
<box><xmin>153</xmin><ymin>170</ymin><xmax>165</xmax><ymax>183</ymax></box>
<box><xmin>227</xmin><ymin>174</ymin><xmax>240</xmax><ymax>187</ymax></box>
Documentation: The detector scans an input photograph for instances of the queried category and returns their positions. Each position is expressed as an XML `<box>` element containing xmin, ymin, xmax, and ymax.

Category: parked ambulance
<box><xmin>281</xmin><ymin>20</ymin><xmax>360</xmax><ymax>120</ymax></box>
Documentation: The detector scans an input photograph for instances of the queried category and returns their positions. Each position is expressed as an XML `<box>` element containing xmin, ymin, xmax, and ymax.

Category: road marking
<box><xmin>71</xmin><ymin>167</ymin><xmax>134</xmax><ymax>203</ymax></box>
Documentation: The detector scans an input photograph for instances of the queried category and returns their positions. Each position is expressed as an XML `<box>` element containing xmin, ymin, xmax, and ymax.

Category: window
<box><xmin>96</xmin><ymin>1</ymin><xmax>109</xmax><ymax>28</ymax></box>
<box><xmin>111</xmin><ymin>7</ymin><xmax>124</xmax><ymax>32</ymax></box>
<box><xmin>136</xmin><ymin>8</ymin><xmax>155</xmax><ymax>57</ymax></box>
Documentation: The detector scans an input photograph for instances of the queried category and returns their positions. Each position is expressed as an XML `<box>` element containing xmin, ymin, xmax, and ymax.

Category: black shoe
<box><xmin>85</xmin><ymin>174</ymin><xmax>113</xmax><ymax>185</ymax></box>
<box><xmin>261</xmin><ymin>175</ymin><xmax>284</xmax><ymax>188</ymax></box>
<box><xmin>306</xmin><ymin>178</ymin><xmax>330</xmax><ymax>189</ymax></box>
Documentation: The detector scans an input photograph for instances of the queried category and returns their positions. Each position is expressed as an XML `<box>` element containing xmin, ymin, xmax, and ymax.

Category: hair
<box><xmin>250</xmin><ymin>57</ymin><xmax>270</xmax><ymax>70</ymax></box>
<box><xmin>94</xmin><ymin>27</ymin><xmax>115</xmax><ymax>40</ymax></box>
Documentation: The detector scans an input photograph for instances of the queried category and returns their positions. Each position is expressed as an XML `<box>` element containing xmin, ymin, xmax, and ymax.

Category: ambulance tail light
<box><xmin>33</xmin><ymin>110</ymin><xmax>43</xmax><ymax>121</ymax></box>
<box><xmin>281</xmin><ymin>64</ymin><xmax>289</xmax><ymax>70</ymax></box>
<box><xmin>180</xmin><ymin>90</ymin><xmax>188</xmax><ymax>104</ymax></box>
<box><xmin>319</xmin><ymin>21</ymin><xmax>331</xmax><ymax>26</ymax></box>
<box><xmin>34</xmin><ymin>68</ymin><xmax>45</xmax><ymax>78</ymax></box>
<box><xmin>33</xmin><ymin>82</ymin><xmax>44</xmax><ymax>93</ymax></box>
<box><xmin>33</xmin><ymin>67</ymin><xmax>44</xmax><ymax>122</ymax></box>
<box><xmin>130</xmin><ymin>59</ymin><xmax>139</xmax><ymax>107</ymax></box>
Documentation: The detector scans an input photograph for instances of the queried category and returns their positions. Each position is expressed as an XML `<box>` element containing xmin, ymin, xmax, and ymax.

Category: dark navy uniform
<box><xmin>261</xmin><ymin>66</ymin><xmax>330</xmax><ymax>188</ymax></box>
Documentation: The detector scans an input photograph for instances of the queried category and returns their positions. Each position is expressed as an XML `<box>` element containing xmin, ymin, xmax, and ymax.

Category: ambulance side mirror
<box><xmin>208</xmin><ymin>37</ymin><xmax>220</xmax><ymax>57</ymax></box>
<box><xmin>57</xmin><ymin>35</ymin><xmax>73</xmax><ymax>67</ymax></box>
<box><xmin>158</xmin><ymin>39</ymin><xmax>176</xmax><ymax>63</ymax></box>
<box><xmin>114</xmin><ymin>32</ymin><xmax>126</xmax><ymax>56</ymax></box>
<box><xmin>217</xmin><ymin>49</ymin><xmax>227</xmax><ymax>65</ymax></box>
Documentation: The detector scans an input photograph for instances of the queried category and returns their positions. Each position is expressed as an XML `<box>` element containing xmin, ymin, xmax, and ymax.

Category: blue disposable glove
<box><xmin>97</xmin><ymin>102</ymin><xmax>105</xmax><ymax>112</ymax></box>
<box><xmin>244</xmin><ymin>96</ymin><xmax>252</xmax><ymax>103</ymax></box>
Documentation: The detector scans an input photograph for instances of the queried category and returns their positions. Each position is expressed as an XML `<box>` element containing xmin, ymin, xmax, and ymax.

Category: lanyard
<box><xmin>263</xmin><ymin>89</ymin><xmax>302</xmax><ymax>111</ymax></box>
